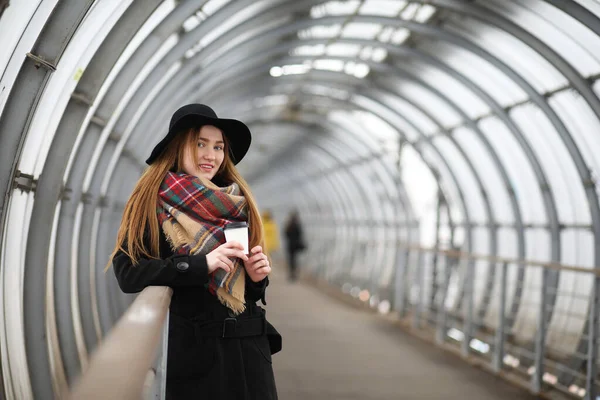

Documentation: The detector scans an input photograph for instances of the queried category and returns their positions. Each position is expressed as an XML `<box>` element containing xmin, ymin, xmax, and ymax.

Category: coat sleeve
<box><xmin>246</xmin><ymin>275</ymin><xmax>269</xmax><ymax>305</ymax></box>
<box><xmin>112</xmin><ymin>250</ymin><xmax>209</xmax><ymax>294</ymax></box>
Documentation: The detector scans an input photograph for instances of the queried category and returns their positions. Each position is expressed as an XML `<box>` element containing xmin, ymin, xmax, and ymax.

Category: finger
<box><xmin>219</xmin><ymin>256</ymin><xmax>234</xmax><ymax>270</ymax></box>
<box><xmin>222</xmin><ymin>241</ymin><xmax>244</xmax><ymax>251</ymax></box>
<box><xmin>250</xmin><ymin>246</ymin><xmax>262</xmax><ymax>254</ymax></box>
<box><xmin>221</xmin><ymin>248</ymin><xmax>248</xmax><ymax>261</ymax></box>
<box><xmin>247</xmin><ymin>253</ymin><xmax>264</xmax><ymax>264</ymax></box>
<box><xmin>256</xmin><ymin>265</ymin><xmax>271</xmax><ymax>275</ymax></box>
<box><xmin>253</xmin><ymin>259</ymin><xmax>269</xmax><ymax>271</ymax></box>
<box><xmin>218</xmin><ymin>260</ymin><xmax>230</xmax><ymax>273</ymax></box>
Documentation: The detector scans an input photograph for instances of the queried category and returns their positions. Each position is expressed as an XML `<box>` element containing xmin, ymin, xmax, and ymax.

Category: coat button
<box><xmin>175</xmin><ymin>261</ymin><xmax>189</xmax><ymax>272</ymax></box>
<box><xmin>228</xmin><ymin>310</ymin><xmax>236</xmax><ymax>318</ymax></box>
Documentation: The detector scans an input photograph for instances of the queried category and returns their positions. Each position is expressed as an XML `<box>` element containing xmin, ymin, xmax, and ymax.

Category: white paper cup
<box><xmin>224</xmin><ymin>222</ymin><xmax>249</xmax><ymax>254</ymax></box>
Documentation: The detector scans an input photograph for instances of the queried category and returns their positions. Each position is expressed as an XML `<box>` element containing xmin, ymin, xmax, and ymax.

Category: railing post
<box><xmin>436</xmin><ymin>254</ymin><xmax>449</xmax><ymax>345</ymax></box>
<box><xmin>493</xmin><ymin>261</ymin><xmax>508</xmax><ymax>372</ymax></box>
<box><xmin>462</xmin><ymin>253</ymin><xmax>475</xmax><ymax>357</ymax></box>
<box><xmin>394</xmin><ymin>247</ymin><xmax>407</xmax><ymax>318</ymax></box>
<box><xmin>585</xmin><ymin>274</ymin><xmax>599</xmax><ymax>400</ymax></box>
<box><xmin>413</xmin><ymin>250</ymin><xmax>425</xmax><ymax>330</ymax></box>
<box><xmin>531</xmin><ymin>266</ymin><xmax>549</xmax><ymax>393</ymax></box>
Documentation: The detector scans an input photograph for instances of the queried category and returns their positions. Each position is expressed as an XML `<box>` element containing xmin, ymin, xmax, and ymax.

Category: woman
<box><xmin>284</xmin><ymin>210</ymin><xmax>305</xmax><ymax>282</ymax></box>
<box><xmin>107</xmin><ymin>104</ymin><xmax>281</xmax><ymax>399</ymax></box>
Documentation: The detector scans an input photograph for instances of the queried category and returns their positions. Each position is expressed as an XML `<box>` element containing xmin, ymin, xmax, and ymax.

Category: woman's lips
<box><xmin>199</xmin><ymin>164</ymin><xmax>213</xmax><ymax>172</ymax></box>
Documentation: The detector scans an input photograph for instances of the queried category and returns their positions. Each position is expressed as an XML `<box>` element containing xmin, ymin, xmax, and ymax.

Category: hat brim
<box><xmin>145</xmin><ymin>114</ymin><xmax>251</xmax><ymax>165</ymax></box>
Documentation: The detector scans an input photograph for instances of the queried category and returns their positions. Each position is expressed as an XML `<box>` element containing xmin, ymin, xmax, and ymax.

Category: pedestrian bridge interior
<box><xmin>1</xmin><ymin>0</ymin><xmax>599</xmax><ymax>399</ymax></box>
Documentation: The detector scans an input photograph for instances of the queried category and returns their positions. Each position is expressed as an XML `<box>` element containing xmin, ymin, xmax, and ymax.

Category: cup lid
<box><xmin>224</xmin><ymin>221</ymin><xmax>248</xmax><ymax>230</ymax></box>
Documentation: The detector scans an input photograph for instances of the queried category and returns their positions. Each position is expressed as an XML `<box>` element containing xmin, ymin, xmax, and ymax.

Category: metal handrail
<box><xmin>67</xmin><ymin>286</ymin><xmax>172</xmax><ymax>400</ymax></box>
<box><xmin>368</xmin><ymin>241</ymin><xmax>599</xmax><ymax>275</ymax></box>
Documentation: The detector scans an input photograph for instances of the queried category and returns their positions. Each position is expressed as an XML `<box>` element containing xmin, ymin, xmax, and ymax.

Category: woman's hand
<box><xmin>244</xmin><ymin>246</ymin><xmax>271</xmax><ymax>282</ymax></box>
<box><xmin>206</xmin><ymin>241</ymin><xmax>248</xmax><ymax>274</ymax></box>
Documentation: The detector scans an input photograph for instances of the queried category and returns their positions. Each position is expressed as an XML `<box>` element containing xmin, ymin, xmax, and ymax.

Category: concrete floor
<box><xmin>265</xmin><ymin>265</ymin><xmax>538</xmax><ymax>400</ymax></box>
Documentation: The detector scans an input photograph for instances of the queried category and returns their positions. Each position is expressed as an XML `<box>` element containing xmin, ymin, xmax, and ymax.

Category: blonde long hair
<box><xmin>105</xmin><ymin>127</ymin><xmax>264</xmax><ymax>269</ymax></box>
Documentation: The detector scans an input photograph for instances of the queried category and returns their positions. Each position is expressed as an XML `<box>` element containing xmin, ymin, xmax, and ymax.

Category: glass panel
<box><xmin>484</xmin><ymin>0</ymin><xmax>600</xmax><ymax>77</ymax></box>
<box><xmin>511</xmin><ymin>104</ymin><xmax>590</xmax><ymax>224</ymax></box>
<box><xmin>419</xmin><ymin>40</ymin><xmax>528</xmax><ymax>107</ymax></box>
<box><xmin>546</xmin><ymin>229</ymin><xmax>593</xmax><ymax>356</ymax></box>
<box><xmin>352</xmin><ymin>94</ymin><xmax>422</xmax><ymax>142</ymax></box>
<box><xmin>400</xmin><ymin>145</ymin><xmax>439</xmax><ymax>247</ymax></box>
<box><xmin>400</xmin><ymin>59</ymin><xmax>490</xmax><ymax>119</ymax></box>
<box><xmin>310</xmin><ymin>0</ymin><xmax>361</xmax><ymax>18</ymax></box>
<box><xmin>432</xmin><ymin>136</ymin><xmax>487</xmax><ymax>224</ymax></box>
<box><xmin>453</xmin><ymin>127</ymin><xmax>514</xmax><ymax>224</ymax></box>
<box><xmin>326</xmin><ymin>43</ymin><xmax>361</xmax><ymax>57</ymax></box>
<box><xmin>471</xmin><ymin>228</ymin><xmax>491</xmax><ymax>312</ymax></box>
<box><xmin>419</xmin><ymin>143</ymin><xmax>465</xmax><ymax>229</ymax></box>
<box><xmin>377</xmin><ymin>92</ymin><xmax>438</xmax><ymax>136</ymax></box>
<box><xmin>298</xmin><ymin>24</ymin><xmax>342</xmax><ymax>39</ymax></box>
<box><xmin>443</xmin><ymin>17</ymin><xmax>567</xmax><ymax>92</ymax></box>
<box><xmin>478</xmin><ymin>116</ymin><xmax>546</xmax><ymax>225</ymax></box>
<box><xmin>359</xmin><ymin>0</ymin><xmax>408</xmax><ymax>17</ymax></box>
<box><xmin>484</xmin><ymin>228</ymin><xmax>519</xmax><ymax>328</ymax></box>
<box><xmin>512</xmin><ymin>229</ymin><xmax>551</xmax><ymax>342</ymax></box>
<box><xmin>386</xmin><ymin>75</ymin><xmax>463</xmax><ymax>128</ymax></box>
<box><xmin>341</xmin><ymin>22</ymin><xmax>382</xmax><ymax>39</ymax></box>
<box><xmin>551</xmin><ymin>89</ymin><xmax>600</xmax><ymax>192</ymax></box>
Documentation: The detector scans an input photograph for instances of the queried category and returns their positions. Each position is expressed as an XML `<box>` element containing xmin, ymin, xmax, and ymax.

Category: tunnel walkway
<box><xmin>266</xmin><ymin>262</ymin><xmax>537</xmax><ymax>400</ymax></box>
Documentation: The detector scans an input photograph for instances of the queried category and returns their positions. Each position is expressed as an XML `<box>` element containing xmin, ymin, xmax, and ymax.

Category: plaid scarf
<box><xmin>157</xmin><ymin>172</ymin><xmax>248</xmax><ymax>314</ymax></box>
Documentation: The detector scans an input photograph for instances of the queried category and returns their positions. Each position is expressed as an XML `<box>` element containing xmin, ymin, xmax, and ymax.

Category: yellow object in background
<box><xmin>262</xmin><ymin>210</ymin><xmax>280</xmax><ymax>254</ymax></box>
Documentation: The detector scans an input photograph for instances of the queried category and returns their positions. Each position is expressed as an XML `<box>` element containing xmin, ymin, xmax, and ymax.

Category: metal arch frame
<box><xmin>141</xmin><ymin>8</ymin><xmax>584</xmax><ymax>362</ymax></box>
<box><xmin>182</xmin><ymin>31</ymin><xmax>557</xmax><ymax>347</ymax></box>
<box><xmin>0</xmin><ymin>1</ymin><xmax>153</xmax><ymax>398</ymax></box>
<box><xmin>243</xmin><ymin>116</ymin><xmax>415</xmax><ymax>293</ymax></box>
<box><xmin>218</xmin><ymin>80</ymin><xmax>474</xmax><ymax>321</ymax></box>
<box><xmin>60</xmin><ymin>4</ymin><xmax>586</xmax><ymax>392</ymax></box>
<box><xmin>244</xmin><ymin>119</ymin><xmax>363</xmax><ymax>282</ymax></box>
<box><xmin>241</xmin><ymin>112</ymin><xmax>417</xmax><ymax>292</ymax></box>
<box><xmin>129</xmin><ymin>12</ymin><xmax>561</xmax><ymax>348</ymax></box>
<box><xmin>245</xmin><ymin>112</ymin><xmax>414</xmax><ymax>297</ymax></box>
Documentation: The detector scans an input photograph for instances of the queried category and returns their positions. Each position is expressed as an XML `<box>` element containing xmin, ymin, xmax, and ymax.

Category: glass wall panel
<box><xmin>484</xmin><ymin>228</ymin><xmax>520</xmax><ymax>328</ymax></box>
<box><xmin>419</xmin><ymin>144</ymin><xmax>465</xmax><ymax>231</ymax></box>
<box><xmin>377</xmin><ymin>92</ymin><xmax>438</xmax><ymax>135</ymax></box>
<box><xmin>397</xmin><ymin>60</ymin><xmax>490</xmax><ymax>119</ymax></box>
<box><xmin>511</xmin><ymin>104</ymin><xmax>590</xmax><ymax>224</ymax></box>
<box><xmin>352</xmin><ymin>95</ymin><xmax>422</xmax><ymax>142</ymax></box>
<box><xmin>385</xmin><ymin>78</ymin><xmax>463</xmax><ymax>128</ymax></box>
<box><xmin>418</xmin><ymin>40</ymin><xmax>527</xmax><ymax>107</ymax></box>
<box><xmin>553</xmin><ymin>88</ymin><xmax>600</xmax><ymax>182</ymax></box>
<box><xmin>400</xmin><ymin>145</ymin><xmax>438</xmax><ymax>247</ymax></box>
<box><xmin>432</xmin><ymin>136</ymin><xmax>486</xmax><ymax>224</ymax></box>
<box><xmin>453</xmin><ymin>127</ymin><xmax>514</xmax><ymax>224</ymax></box>
<box><xmin>545</xmin><ymin>229</ymin><xmax>593</xmax><ymax>357</ymax></box>
<box><xmin>512</xmin><ymin>229</ymin><xmax>550</xmax><ymax>342</ymax></box>
<box><xmin>478</xmin><ymin>117</ymin><xmax>546</xmax><ymax>224</ymax></box>
<box><xmin>442</xmin><ymin>17</ymin><xmax>567</xmax><ymax>92</ymax></box>
<box><xmin>485</xmin><ymin>0</ymin><xmax>600</xmax><ymax>77</ymax></box>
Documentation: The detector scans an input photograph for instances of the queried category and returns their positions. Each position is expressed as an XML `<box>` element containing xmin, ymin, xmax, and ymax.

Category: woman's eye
<box><xmin>197</xmin><ymin>142</ymin><xmax>205</xmax><ymax>147</ymax></box>
<box><xmin>215</xmin><ymin>146</ymin><xmax>224</xmax><ymax>151</ymax></box>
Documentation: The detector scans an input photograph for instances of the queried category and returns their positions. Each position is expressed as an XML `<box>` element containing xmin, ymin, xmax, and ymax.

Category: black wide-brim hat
<box><xmin>145</xmin><ymin>104</ymin><xmax>252</xmax><ymax>165</ymax></box>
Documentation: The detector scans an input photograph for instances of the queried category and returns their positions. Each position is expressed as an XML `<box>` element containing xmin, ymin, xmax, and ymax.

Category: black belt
<box><xmin>193</xmin><ymin>313</ymin><xmax>267</xmax><ymax>338</ymax></box>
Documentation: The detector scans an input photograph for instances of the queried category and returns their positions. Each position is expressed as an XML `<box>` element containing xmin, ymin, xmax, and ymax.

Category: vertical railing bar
<box><xmin>585</xmin><ymin>275</ymin><xmax>599</xmax><ymax>400</ymax></box>
<box><xmin>436</xmin><ymin>254</ymin><xmax>449</xmax><ymax>345</ymax></box>
<box><xmin>493</xmin><ymin>261</ymin><xmax>508</xmax><ymax>372</ymax></box>
<box><xmin>462</xmin><ymin>253</ymin><xmax>475</xmax><ymax>357</ymax></box>
<box><xmin>413</xmin><ymin>250</ymin><xmax>425</xmax><ymax>330</ymax></box>
<box><xmin>532</xmin><ymin>266</ymin><xmax>549</xmax><ymax>393</ymax></box>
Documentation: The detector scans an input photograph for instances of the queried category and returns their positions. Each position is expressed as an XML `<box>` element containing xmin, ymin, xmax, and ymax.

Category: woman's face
<box><xmin>181</xmin><ymin>125</ymin><xmax>225</xmax><ymax>181</ymax></box>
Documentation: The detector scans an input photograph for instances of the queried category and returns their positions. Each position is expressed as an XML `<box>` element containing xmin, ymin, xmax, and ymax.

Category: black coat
<box><xmin>113</xmin><ymin>229</ymin><xmax>281</xmax><ymax>399</ymax></box>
